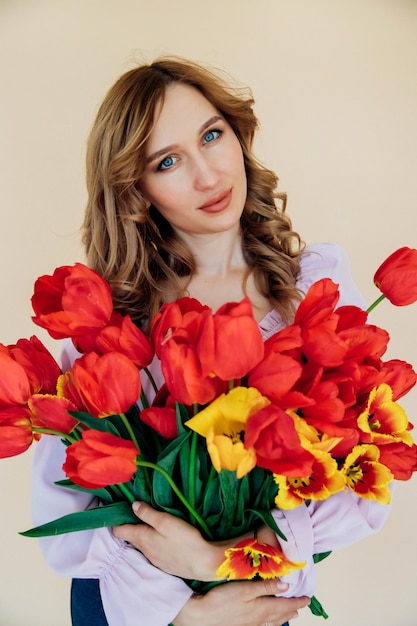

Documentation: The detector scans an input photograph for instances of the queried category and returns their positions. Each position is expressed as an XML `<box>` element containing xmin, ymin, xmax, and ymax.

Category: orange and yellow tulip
<box><xmin>216</xmin><ymin>537</ymin><xmax>306</xmax><ymax>580</ymax></box>
<box><xmin>341</xmin><ymin>444</ymin><xmax>393</xmax><ymax>504</ymax></box>
<box><xmin>274</xmin><ymin>449</ymin><xmax>346</xmax><ymax>509</ymax></box>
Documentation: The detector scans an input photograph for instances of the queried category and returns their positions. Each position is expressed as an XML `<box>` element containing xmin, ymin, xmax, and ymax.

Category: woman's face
<box><xmin>140</xmin><ymin>82</ymin><xmax>247</xmax><ymax>239</ymax></box>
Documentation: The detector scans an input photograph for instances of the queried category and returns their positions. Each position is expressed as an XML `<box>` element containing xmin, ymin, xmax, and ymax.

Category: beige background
<box><xmin>1</xmin><ymin>1</ymin><xmax>417</xmax><ymax>624</ymax></box>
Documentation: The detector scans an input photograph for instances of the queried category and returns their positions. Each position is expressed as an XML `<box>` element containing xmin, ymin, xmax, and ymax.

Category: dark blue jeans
<box><xmin>70</xmin><ymin>578</ymin><xmax>290</xmax><ymax>626</ymax></box>
<box><xmin>71</xmin><ymin>579</ymin><xmax>109</xmax><ymax>626</ymax></box>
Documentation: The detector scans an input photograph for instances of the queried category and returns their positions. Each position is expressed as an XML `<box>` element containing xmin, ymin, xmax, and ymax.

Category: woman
<box><xmin>32</xmin><ymin>57</ymin><xmax>391</xmax><ymax>626</ymax></box>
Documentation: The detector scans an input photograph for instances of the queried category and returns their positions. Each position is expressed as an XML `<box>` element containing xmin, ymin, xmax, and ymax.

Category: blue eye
<box><xmin>158</xmin><ymin>155</ymin><xmax>177</xmax><ymax>171</ymax></box>
<box><xmin>203</xmin><ymin>129</ymin><xmax>222</xmax><ymax>144</ymax></box>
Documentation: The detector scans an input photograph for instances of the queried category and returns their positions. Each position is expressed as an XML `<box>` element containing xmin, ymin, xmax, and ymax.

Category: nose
<box><xmin>192</xmin><ymin>153</ymin><xmax>220</xmax><ymax>191</ymax></box>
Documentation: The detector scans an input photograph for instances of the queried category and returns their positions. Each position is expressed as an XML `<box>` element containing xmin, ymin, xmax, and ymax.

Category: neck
<box><xmin>178</xmin><ymin>224</ymin><xmax>247</xmax><ymax>278</ymax></box>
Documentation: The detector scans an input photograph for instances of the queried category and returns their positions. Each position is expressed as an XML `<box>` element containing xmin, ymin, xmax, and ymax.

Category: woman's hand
<box><xmin>114</xmin><ymin>503</ymin><xmax>310</xmax><ymax>625</ymax></box>
<box><xmin>172</xmin><ymin>579</ymin><xmax>310</xmax><ymax>626</ymax></box>
<box><xmin>113</xmin><ymin>501</ymin><xmax>282</xmax><ymax>582</ymax></box>
<box><xmin>113</xmin><ymin>502</ymin><xmax>227</xmax><ymax>581</ymax></box>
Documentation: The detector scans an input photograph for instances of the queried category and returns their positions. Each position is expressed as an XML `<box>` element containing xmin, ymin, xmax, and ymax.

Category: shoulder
<box><xmin>297</xmin><ymin>242</ymin><xmax>366</xmax><ymax>309</ymax></box>
<box><xmin>297</xmin><ymin>242</ymin><xmax>350</xmax><ymax>290</ymax></box>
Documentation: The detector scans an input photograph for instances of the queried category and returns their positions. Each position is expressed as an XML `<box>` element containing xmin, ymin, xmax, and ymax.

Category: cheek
<box><xmin>142</xmin><ymin>180</ymin><xmax>182</xmax><ymax>211</ymax></box>
<box><xmin>230</xmin><ymin>141</ymin><xmax>246</xmax><ymax>179</ymax></box>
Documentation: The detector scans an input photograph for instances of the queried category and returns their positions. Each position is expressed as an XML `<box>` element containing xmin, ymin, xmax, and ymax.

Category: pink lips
<box><xmin>199</xmin><ymin>189</ymin><xmax>232</xmax><ymax>213</ymax></box>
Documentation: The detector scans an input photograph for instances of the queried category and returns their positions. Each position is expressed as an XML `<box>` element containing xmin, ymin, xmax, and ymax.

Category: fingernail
<box><xmin>132</xmin><ymin>501</ymin><xmax>141</xmax><ymax>513</ymax></box>
<box><xmin>276</xmin><ymin>581</ymin><xmax>289</xmax><ymax>592</ymax></box>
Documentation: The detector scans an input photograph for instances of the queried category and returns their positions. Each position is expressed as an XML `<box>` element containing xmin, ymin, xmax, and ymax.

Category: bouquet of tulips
<box><xmin>1</xmin><ymin>246</ymin><xmax>417</xmax><ymax>619</ymax></box>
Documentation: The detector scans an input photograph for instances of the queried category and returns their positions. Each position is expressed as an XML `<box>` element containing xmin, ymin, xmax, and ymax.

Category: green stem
<box><xmin>118</xmin><ymin>414</ymin><xmax>141</xmax><ymax>451</ymax></box>
<box><xmin>116</xmin><ymin>482</ymin><xmax>136</xmax><ymax>504</ymax></box>
<box><xmin>143</xmin><ymin>367</ymin><xmax>159</xmax><ymax>395</ymax></box>
<box><xmin>32</xmin><ymin>427</ymin><xmax>77</xmax><ymax>444</ymax></box>
<box><xmin>366</xmin><ymin>294</ymin><xmax>386</xmax><ymax>314</ymax></box>
<box><xmin>188</xmin><ymin>432</ymin><xmax>198</xmax><ymax>524</ymax></box>
<box><xmin>137</xmin><ymin>460</ymin><xmax>213</xmax><ymax>539</ymax></box>
<box><xmin>140</xmin><ymin>389</ymin><xmax>149</xmax><ymax>409</ymax></box>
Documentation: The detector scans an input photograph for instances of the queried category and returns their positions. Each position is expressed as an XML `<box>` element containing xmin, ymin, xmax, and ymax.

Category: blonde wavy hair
<box><xmin>83</xmin><ymin>57</ymin><xmax>304</xmax><ymax>329</ymax></box>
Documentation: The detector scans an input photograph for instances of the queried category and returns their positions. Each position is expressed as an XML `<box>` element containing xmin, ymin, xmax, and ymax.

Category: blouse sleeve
<box><xmin>267</xmin><ymin>241</ymin><xmax>392</xmax><ymax>598</ymax></box>
<box><xmin>31</xmin><ymin>340</ymin><xmax>193</xmax><ymax>626</ymax></box>
<box><xmin>296</xmin><ymin>242</ymin><xmax>367</xmax><ymax>309</ymax></box>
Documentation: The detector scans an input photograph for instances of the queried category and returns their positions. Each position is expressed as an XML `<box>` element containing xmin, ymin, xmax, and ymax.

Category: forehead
<box><xmin>147</xmin><ymin>83</ymin><xmax>220</xmax><ymax>150</ymax></box>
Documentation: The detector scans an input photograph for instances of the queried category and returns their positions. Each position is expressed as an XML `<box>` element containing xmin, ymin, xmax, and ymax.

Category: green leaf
<box><xmin>251</xmin><ymin>469</ymin><xmax>277</xmax><ymax>511</ymax></box>
<box><xmin>19</xmin><ymin>501</ymin><xmax>138</xmax><ymax>537</ymax></box>
<box><xmin>234</xmin><ymin>474</ymin><xmax>249</xmax><ymax>527</ymax></box>
<box><xmin>54</xmin><ymin>479</ymin><xmax>113</xmax><ymax>503</ymax></box>
<box><xmin>308</xmin><ymin>595</ymin><xmax>329</xmax><ymax>619</ymax></box>
<box><xmin>152</xmin><ymin>432</ymin><xmax>192</xmax><ymax>510</ymax></box>
<box><xmin>313</xmin><ymin>550</ymin><xmax>332</xmax><ymax>564</ymax></box>
<box><xmin>202</xmin><ymin>477</ymin><xmax>223</xmax><ymax>523</ymax></box>
<box><xmin>176</xmin><ymin>402</ymin><xmax>190</xmax><ymax>435</ymax></box>
<box><xmin>68</xmin><ymin>411</ymin><xmax>121</xmax><ymax>436</ymax></box>
<box><xmin>132</xmin><ymin>467</ymin><xmax>152</xmax><ymax>503</ymax></box>
<box><xmin>246</xmin><ymin>508</ymin><xmax>287</xmax><ymax>542</ymax></box>
<box><xmin>218</xmin><ymin>470</ymin><xmax>240</xmax><ymax>529</ymax></box>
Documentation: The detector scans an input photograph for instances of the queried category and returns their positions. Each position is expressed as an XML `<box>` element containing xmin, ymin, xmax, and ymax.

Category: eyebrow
<box><xmin>146</xmin><ymin>115</ymin><xmax>223</xmax><ymax>164</ymax></box>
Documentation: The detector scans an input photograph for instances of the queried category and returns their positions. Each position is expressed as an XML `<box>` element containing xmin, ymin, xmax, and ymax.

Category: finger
<box><xmin>268</xmin><ymin>596</ymin><xmax>311</xmax><ymax>624</ymax></box>
<box><xmin>237</xmin><ymin>578</ymin><xmax>290</xmax><ymax>600</ymax></box>
<box><xmin>262</xmin><ymin>579</ymin><xmax>290</xmax><ymax>596</ymax></box>
<box><xmin>131</xmin><ymin>501</ymin><xmax>169</xmax><ymax>531</ymax></box>
<box><xmin>112</xmin><ymin>523</ymin><xmax>137</xmax><ymax>540</ymax></box>
<box><xmin>112</xmin><ymin>521</ymin><xmax>155</xmax><ymax>548</ymax></box>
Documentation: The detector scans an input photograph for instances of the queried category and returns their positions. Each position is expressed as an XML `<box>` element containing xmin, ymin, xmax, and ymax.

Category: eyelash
<box><xmin>203</xmin><ymin>128</ymin><xmax>222</xmax><ymax>144</ymax></box>
<box><xmin>157</xmin><ymin>155</ymin><xmax>178</xmax><ymax>171</ymax></box>
<box><xmin>156</xmin><ymin>128</ymin><xmax>223</xmax><ymax>171</ymax></box>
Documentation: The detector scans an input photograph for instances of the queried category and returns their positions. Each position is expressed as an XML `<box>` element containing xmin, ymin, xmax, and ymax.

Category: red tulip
<box><xmin>76</xmin><ymin>313</ymin><xmax>154</xmax><ymax>368</ymax></box>
<box><xmin>151</xmin><ymin>297</ymin><xmax>210</xmax><ymax>358</ymax></box>
<box><xmin>378</xmin><ymin>441</ymin><xmax>417</xmax><ymax>480</ymax></box>
<box><xmin>295</xmin><ymin>279</ymin><xmax>349</xmax><ymax>367</ymax></box>
<box><xmin>63</xmin><ymin>430</ymin><xmax>139</xmax><ymax>489</ymax></box>
<box><xmin>8</xmin><ymin>336</ymin><xmax>61</xmax><ymax>395</ymax></box>
<box><xmin>31</xmin><ymin>263</ymin><xmax>114</xmax><ymax>339</ymax></box>
<box><xmin>245</xmin><ymin>404</ymin><xmax>314</xmax><ymax>477</ymax></box>
<box><xmin>295</xmin><ymin>278</ymin><xmax>340</xmax><ymax>327</ymax></box>
<box><xmin>140</xmin><ymin>407</ymin><xmax>177</xmax><ymax>440</ymax></box>
<box><xmin>0</xmin><ymin>407</ymin><xmax>34</xmax><ymax>458</ymax></box>
<box><xmin>212</xmin><ymin>298</ymin><xmax>264</xmax><ymax>380</ymax></box>
<box><xmin>140</xmin><ymin>385</ymin><xmax>179</xmax><ymax>439</ymax></box>
<box><xmin>379</xmin><ymin>359</ymin><xmax>417</xmax><ymax>401</ymax></box>
<box><xmin>247</xmin><ymin>352</ymin><xmax>304</xmax><ymax>406</ymax></box>
<box><xmin>374</xmin><ymin>247</ymin><xmax>417</xmax><ymax>306</ymax></box>
<box><xmin>155</xmin><ymin>302</ymin><xmax>220</xmax><ymax>405</ymax></box>
<box><xmin>0</xmin><ymin>350</ymin><xmax>32</xmax><ymax>407</ymax></box>
<box><xmin>60</xmin><ymin>352</ymin><xmax>141</xmax><ymax>418</ymax></box>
